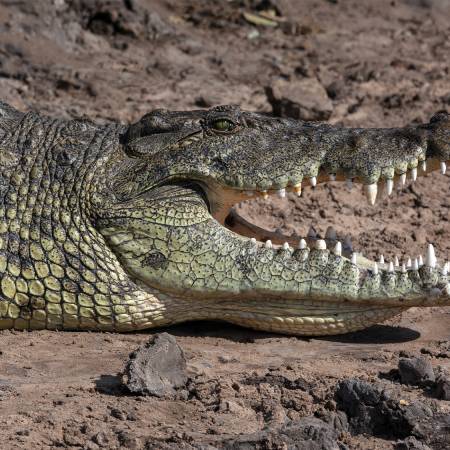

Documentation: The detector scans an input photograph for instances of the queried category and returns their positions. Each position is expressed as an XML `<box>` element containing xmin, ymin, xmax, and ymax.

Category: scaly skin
<box><xmin>0</xmin><ymin>101</ymin><xmax>449</xmax><ymax>335</ymax></box>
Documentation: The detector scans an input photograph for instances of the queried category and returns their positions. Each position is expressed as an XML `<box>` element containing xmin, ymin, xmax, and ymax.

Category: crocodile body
<box><xmin>0</xmin><ymin>101</ymin><xmax>449</xmax><ymax>335</ymax></box>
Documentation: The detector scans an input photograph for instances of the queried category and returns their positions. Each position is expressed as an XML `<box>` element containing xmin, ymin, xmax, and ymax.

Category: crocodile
<box><xmin>0</xmin><ymin>100</ymin><xmax>448</xmax><ymax>336</ymax></box>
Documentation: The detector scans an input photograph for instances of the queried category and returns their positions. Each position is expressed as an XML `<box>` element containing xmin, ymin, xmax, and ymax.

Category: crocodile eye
<box><xmin>211</xmin><ymin>119</ymin><xmax>235</xmax><ymax>132</ymax></box>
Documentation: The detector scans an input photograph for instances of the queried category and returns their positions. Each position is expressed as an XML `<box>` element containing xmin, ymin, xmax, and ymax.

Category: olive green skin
<box><xmin>0</xmin><ymin>101</ymin><xmax>448</xmax><ymax>335</ymax></box>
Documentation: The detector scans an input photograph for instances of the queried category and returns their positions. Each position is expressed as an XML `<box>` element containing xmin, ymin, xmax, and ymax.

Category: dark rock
<box><xmin>265</xmin><ymin>77</ymin><xmax>333</xmax><ymax>121</ymax></box>
<box><xmin>398</xmin><ymin>357</ymin><xmax>435</xmax><ymax>386</ymax></box>
<box><xmin>395</xmin><ymin>436</ymin><xmax>432</xmax><ymax>450</ymax></box>
<box><xmin>110</xmin><ymin>407</ymin><xmax>127</xmax><ymax>420</ymax></box>
<box><xmin>335</xmin><ymin>379</ymin><xmax>433</xmax><ymax>439</ymax></box>
<box><xmin>123</xmin><ymin>333</ymin><xmax>188</xmax><ymax>398</ymax></box>
<box><xmin>435</xmin><ymin>370</ymin><xmax>450</xmax><ymax>400</ymax></box>
<box><xmin>320</xmin><ymin>410</ymin><xmax>349</xmax><ymax>433</ymax></box>
<box><xmin>221</xmin><ymin>416</ymin><xmax>343</xmax><ymax>450</ymax></box>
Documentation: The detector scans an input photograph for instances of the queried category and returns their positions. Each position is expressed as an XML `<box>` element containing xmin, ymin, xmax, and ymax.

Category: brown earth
<box><xmin>0</xmin><ymin>0</ymin><xmax>450</xmax><ymax>449</ymax></box>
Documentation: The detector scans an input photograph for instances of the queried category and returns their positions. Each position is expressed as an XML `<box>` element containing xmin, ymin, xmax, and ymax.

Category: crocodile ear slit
<box><xmin>123</xmin><ymin>129</ymin><xmax>196</xmax><ymax>157</ymax></box>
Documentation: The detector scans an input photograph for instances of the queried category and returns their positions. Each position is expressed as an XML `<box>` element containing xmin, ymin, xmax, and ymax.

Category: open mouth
<box><xmin>209</xmin><ymin>157</ymin><xmax>449</xmax><ymax>276</ymax></box>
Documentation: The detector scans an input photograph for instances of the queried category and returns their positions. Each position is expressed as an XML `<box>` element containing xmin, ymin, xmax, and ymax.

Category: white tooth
<box><xmin>401</xmin><ymin>263</ymin><xmax>406</xmax><ymax>273</ymax></box>
<box><xmin>325</xmin><ymin>226</ymin><xmax>337</xmax><ymax>240</ymax></box>
<box><xmin>307</xmin><ymin>226</ymin><xmax>317</xmax><ymax>238</ymax></box>
<box><xmin>394</xmin><ymin>256</ymin><xmax>399</xmax><ymax>267</ymax></box>
<box><xmin>440</xmin><ymin>161</ymin><xmax>447</xmax><ymax>175</ymax></box>
<box><xmin>386</xmin><ymin>179</ymin><xmax>394</xmax><ymax>196</ymax></box>
<box><xmin>421</xmin><ymin>160</ymin><xmax>427</xmax><ymax>172</ymax></box>
<box><xmin>406</xmin><ymin>257</ymin><xmax>412</xmax><ymax>268</ymax></box>
<box><xmin>442</xmin><ymin>262</ymin><xmax>448</xmax><ymax>276</ymax></box>
<box><xmin>388</xmin><ymin>262</ymin><xmax>394</xmax><ymax>272</ymax></box>
<box><xmin>373</xmin><ymin>262</ymin><xmax>379</xmax><ymax>275</ymax></box>
<box><xmin>293</xmin><ymin>183</ymin><xmax>302</xmax><ymax>196</ymax></box>
<box><xmin>250</xmin><ymin>237</ymin><xmax>257</xmax><ymax>244</ymax></box>
<box><xmin>329</xmin><ymin>174</ymin><xmax>336</xmax><ymax>181</ymax></box>
<box><xmin>310</xmin><ymin>176</ymin><xmax>317</xmax><ymax>187</ymax></box>
<box><xmin>399</xmin><ymin>173</ymin><xmax>406</xmax><ymax>187</ymax></box>
<box><xmin>412</xmin><ymin>258</ymin><xmax>419</xmax><ymax>270</ymax></box>
<box><xmin>277</xmin><ymin>188</ymin><xmax>286</xmax><ymax>198</ymax></box>
<box><xmin>418</xmin><ymin>255</ymin><xmax>423</xmax><ymax>267</ymax></box>
<box><xmin>316</xmin><ymin>239</ymin><xmax>326</xmax><ymax>250</ymax></box>
<box><xmin>334</xmin><ymin>241</ymin><xmax>342</xmax><ymax>256</ymax></box>
<box><xmin>411</xmin><ymin>168</ymin><xmax>417</xmax><ymax>181</ymax></box>
<box><xmin>265</xmin><ymin>240</ymin><xmax>273</xmax><ymax>249</ymax></box>
<box><xmin>379</xmin><ymin>255</ymin><xmax>385</xmax><ymax>264</ymax></box>
<box><xmin>365</xmin><ymin>183</ymin><xmax>378</xmax><ymax>206</ymax></box>
<box><xmin>282</xmin><ymin>242</ymin><xmax>290</xmax><ymax>250</ymax></box>
<box><xmin>299</xmin><ymin>239</ymin><xmax>307</xmax><ymax>250</ymax></box>
<box><xmin>346</xmin><ymin>178</ymin><xmax>353</xmax><ymax>190</ymax></box>
<box><xmin>351</xmin><ymin>253</ymin><xmax>357</xmax><ymax>265</ymax></box>
<box><xmin>261</xmin><ymin>190</ymin><xmax>269</xmax><ymax>200</ymax></box>
<box><xmin>425</xmin><ymin>243</ymin><xmax>436</xmax><ymax>268</ymax></box>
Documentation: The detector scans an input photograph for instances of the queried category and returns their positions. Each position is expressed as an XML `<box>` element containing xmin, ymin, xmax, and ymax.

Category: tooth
<box><xmin>325</xmin><ymin>226</ymin><xmax>337</xmax><ymax>240</ymax></box>
<box><xmin>399</xmin><ymin>173</ymin><xmax>406</xmax><ymax>187</ymax></box>
<box><xmin>388</xmin><ymin>261</ymin><xmax>394</xmax><ymax>272</ymax></box>
<box><xmin>394</xmin><ymin>256</ymin><xmax>399</xmax><ymax>267</ymax></box>
<box><xmin>334</xmin><ymin>241</ymin><xmax>342</xmax><ymax>256</ymax></box>
<box><xmin>412</xmin><ymin>258</ymin><xmax>419</xmax><ymax>270</ymax></box>
<box><xmin>293</xmin><ymin>183</ymin><xmax>302</xmax><ymax>196</ymax></box>
<box><xmin>421</xmin><ymin>160</ymin><xmax>427</xmax><ymax>172</ymax></box>
<box><xmin>365</xmin><ymin>183</ymin><xmax>378</xmax><ymax>206</ymax></box>
<box><xmin>346</xmin><ymin>178</ymin><xmax>353</xmax><ymax>190</ymax></box>
<box><xmin>277</xmin><ymin>188</ymin><xmax>286</xmax><ymax>198</ymax></box>
<box><xmin>411</xmin><ymin>168</ymin><xmax>417</xmax><ymax>181</ymax></box>
<box><xmin>282</xmin><ymin>242</ymin><xmax>290</xmax><ymax>250</ymax></box>
<box><xmin>310</xmin><ymin>176</ymin><xmax>317</xmax><ymax>187</ymax></box>
<box><xmin>351</xmin><ymin>253</ymin><xmax>357</xmax><ymax>264</ymax></box>
<box><xmin>406</xmin><ymin>258</ymin><xmax>412</xmax><ymax>268</ymax></box>
<box><xmin>440</xmin><ymin>161</ymin><xmax>447</xmax><ymax>175</ymax></box>
<box><xmin>379</xmin><ymin>255</ymin><xmax>385</xmax><ymax>264</ymax></box>
<box><xmin>316</xmin><ymin>239</ymin><xmax>326</xmax><ymax>250</ymax></box>
<box><xmin>386</xmin><ymin>179</ymin><xmax>394</xmax><ymax>196</ymax></box>
<box><xmin>329</xmin><ymin>174</ymin><xmax>336</xmax><ymax>181</ymax></box>
<box><xmin>418</xmin><ymin>255</ymin><xmax>423</xmax><ymax>267</ymax></box>
<box><xmin>307</xmin><ymin>226</ymin><xmax>317</xmax><ymax>239</ymax></box>
<box><xmin>373</xmin><ymin>262</ymin><xmax>379</xmax><ymax>275</ymax></box>
<box><xmin>299</xmin><ymin>239</ymin><xmax>307</xmax><ymax>249</ymax></box>
<box><xmin>250</xmin><ymin>237</ymin><xmax>257</xmax><ymax>244</ymax></box>
<box><xmin>261</xmin><ymin>190</ymin><xmax>269</xmax><ymax>200</ymax></box>
<box><xmin>265</xmin><ymin>240</ymin><xmax>273</xmax><ymax>249</ymax></box>
<box><xmin>401</xmin><ymin>263</ymin><xmax>407</xmax><ymax>273</ymax></box>
<box><xmin>442</xmin><ymin>262</ymin><xmax>448</xmax><ymax>276</ymax></box>
<box><xmin>425</xmin><ymin>243</ymin><xmax>436</xmax><ymax>268</ymax></box>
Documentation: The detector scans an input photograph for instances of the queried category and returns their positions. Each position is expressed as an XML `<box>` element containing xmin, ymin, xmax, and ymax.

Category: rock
<box><xmin>395</xmin><ymin>436</ymin><xmax>432</xmax><ymax>450</ymax></box>
<box><xmin>221</xmin><ymin>416</ymin><xmax>343</xmax><ymax>450</ymax></box>
<box><xmin>320</xmin><ymin>410</ymin><xmax>349</xmax><ymax>433</ymax></box>
<box><xmin>398</xmin><ymin>357</ymin><xmax>435</xmax><ymax>386</ymax></box>
<box><xmin>123</xmin><ymin>333</ymin><xmax>188</xmax><ymax>398</ymax></box>
<box><xmin>335</xmin><ymin>379</ymin><xmax>433</xmax><ymax>439</ymax></box>
<box><xmin>435</xmin><ymin>370</ymin><xmax>450</xmax><ymax>400</ymax></box>
<box><xmin>265</xmin><ymin>77</ymin><xmax>333</xmax><ymax>121</ymax></box>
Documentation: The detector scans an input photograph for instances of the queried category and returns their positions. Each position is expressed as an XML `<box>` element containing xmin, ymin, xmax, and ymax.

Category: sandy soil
<box><xmin>0</xmin><ymin>0</ymin><xmax>449</xmax><ymax>449</ymax></box>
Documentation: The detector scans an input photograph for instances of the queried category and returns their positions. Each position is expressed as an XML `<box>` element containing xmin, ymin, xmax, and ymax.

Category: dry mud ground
<box><xmin>1</xmin><ymin>0</ymin><xmax>450</xmax><ymax>449</ymax></box>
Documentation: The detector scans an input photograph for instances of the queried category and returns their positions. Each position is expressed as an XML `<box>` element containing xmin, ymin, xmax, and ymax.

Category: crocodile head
<box><xmin>95</xmin><ymin>105</ymin><xmax>450</xmax><ymax>335</ymax></box>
